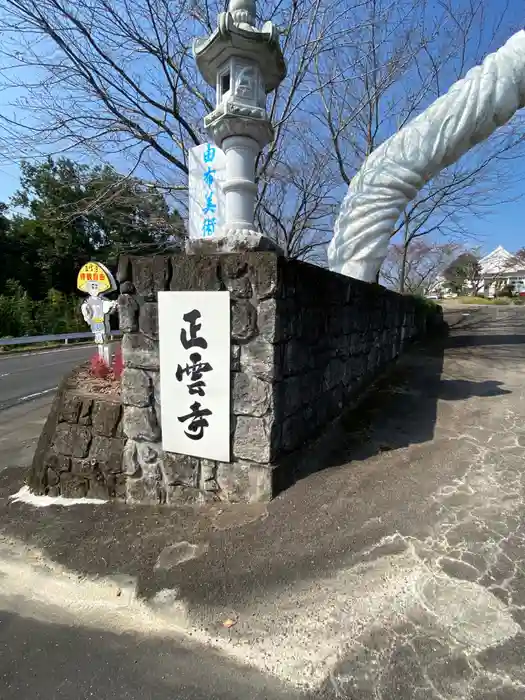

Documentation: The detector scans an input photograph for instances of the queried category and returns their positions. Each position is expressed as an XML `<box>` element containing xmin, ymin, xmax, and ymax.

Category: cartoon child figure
<box><xmin>77</xmin><ymin>262</ymin><xmax>118</xmax><ymax>344</ymax></box>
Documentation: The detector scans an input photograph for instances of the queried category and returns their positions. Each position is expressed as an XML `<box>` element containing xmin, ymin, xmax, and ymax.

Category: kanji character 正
<box><xmin>180</xmin><ymin>309</ymin><xmax>207</xmax><ymax>350</ymax></box>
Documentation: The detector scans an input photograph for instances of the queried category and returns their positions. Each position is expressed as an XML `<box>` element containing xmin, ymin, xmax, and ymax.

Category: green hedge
<box><xmin>0</xmin><ymin>280</ymin><xmax>86</xmax><ymax>338</ymax></box>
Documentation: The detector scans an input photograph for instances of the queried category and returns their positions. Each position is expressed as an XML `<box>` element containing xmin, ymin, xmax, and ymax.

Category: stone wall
<box><xmin>28</xmin><ymin>372</ymin><xmax>125</xmax><ymax>499</ymax></box>
<box><xmin>117</xmin><ymin>252</ymin><xmax>437</xmax><ymax>505</ymax></box>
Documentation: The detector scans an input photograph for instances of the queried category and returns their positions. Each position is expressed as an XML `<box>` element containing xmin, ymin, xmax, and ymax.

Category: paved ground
<box><xmin>0</xmin><ymin>608</ymin><xmax>303</xmax><ymax>700</ymax></box>
<box><xmin>0</xmin><ymin>306</ymin><xmax>525</xmax><ymax>698</ymax></box>
<box><xmin>0</xmin><ymin>345</ymin><xmax>92</xmax><ymax>411</ymax></box>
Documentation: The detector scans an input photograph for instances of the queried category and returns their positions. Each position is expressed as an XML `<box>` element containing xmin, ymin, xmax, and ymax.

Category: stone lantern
<box><xmin>193</xmin><ymin>0</ymin><xmax>286</xmax><ymax>250</ymax></box>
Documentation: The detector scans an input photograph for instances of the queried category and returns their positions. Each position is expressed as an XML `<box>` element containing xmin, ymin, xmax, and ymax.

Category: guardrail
<box><xmin>0</xmin><ymin>330</ymin><xmax>122</xmax><ymax>347</ymax></box>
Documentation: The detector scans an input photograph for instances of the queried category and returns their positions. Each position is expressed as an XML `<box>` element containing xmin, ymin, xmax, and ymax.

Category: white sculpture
<box><xmin>328</xmin><ymin>30</ymin><xmax>525</xmax><ymax>283</ymax></box>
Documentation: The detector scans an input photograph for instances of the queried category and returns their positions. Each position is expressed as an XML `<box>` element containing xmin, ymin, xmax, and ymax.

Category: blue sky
<box><xmin>0</xmin><ymin>0</ymin><xmax>523</xmax><ymax>256</ymax></box>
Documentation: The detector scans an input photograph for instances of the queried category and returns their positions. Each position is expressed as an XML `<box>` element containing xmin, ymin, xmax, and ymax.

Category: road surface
<box><xmin>0</xmin><ymin>345</ymin><xmax>93</xmax><ymax>471</ymax></box>
<box><xmin>0</xmin><ymin>344</ymin><xmax>93</xmax><ymax>411</ymax></box>
<box><xmin>0</xmin><ymin>609</ymin><xmax>304</xmax><ymax>700</ymax></box>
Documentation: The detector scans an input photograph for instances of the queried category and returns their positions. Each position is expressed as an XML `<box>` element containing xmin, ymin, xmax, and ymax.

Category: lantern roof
<box><xmin>193</xmin><ymin>0</ymin><xmax>286</xmax><ymax>93</ymax></box>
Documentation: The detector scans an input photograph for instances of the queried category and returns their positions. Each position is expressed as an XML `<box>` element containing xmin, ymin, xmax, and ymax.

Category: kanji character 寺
<box><xmin>178</xmin><ymin>401</ymin><xmax>212</xmax><ymax>440</ymax></box>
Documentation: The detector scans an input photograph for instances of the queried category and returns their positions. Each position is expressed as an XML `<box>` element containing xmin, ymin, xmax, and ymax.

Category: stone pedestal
<box><xmin>117</xmin><ymin>251</ymin><xmax>431</xmax><ymax>505</ymax></box>
<box><xmin>185</xmin><ymin>231</ymin><xmax>282</xmax><ymax>256</ymax></box>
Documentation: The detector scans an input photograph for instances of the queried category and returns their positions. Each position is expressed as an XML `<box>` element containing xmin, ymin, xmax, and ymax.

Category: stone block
<box><xmin>46</xmin><ymin>468</ymin><xmax>59</xmax><ymax>487</ymax></box>
<box><xmin>221</xmin><ymin>258</ymin><xmax>253</xmax><ymax>298</ymax></box>
<box><xmin>121</xmin><ymin>368</ymin><xmax>152</xmax><ymax>407</ymax></box>
<box><xmin>281</xmin><ymin>413</ymin><xmax>304</xmax><ymax>453</ymax></box>
<box><xmin>162</xmin><ymin>452</ymin><xmax>199</xmax><ymax>488</ymax></box>
<box><xmin>60</xmin><ymin>473</ymin><xmax>88</xmax><ymax>499</ymax></box>
<box><xmin>257</xmin><ymin>298</ymin><xmax>279</xmax><ymax>343</ymax></box>
<box><xmin>123</xmin><ymin>406</ymin><xmax>161</xmax><ymax>442</ymax></box>
<box><xmin>78</xmin><ymin>400</ymin><xmax>93</xmax><ymax>426</ymax></box>
<box><xmin>118</xmin><ymin>294</ymin><xmax>139</xmax><ymax>333</ymax></box>
<box><xmin>122</xmin><ymin>333</ymin><xmax>159</xmax><ymax>370</ymax></box>
<box><xmin>120</xmin><ymin>281</ymin><xmax>135</xmax><ymax>294</ymax></box>
<box><xmin>53</xmin><ymin>424</ymin><xmax>92</xmax><ymax>458</ymax></box>
<box><xmin>91</xmin><ymin>436</ymin><xmax>124</xmax><ymax>473</ymax></box>
<box><xmin>215</xmin><ymin>461</ymin><xmax>250</xmax><ymax>502</ymax></box>
<box><xmin>233</xmin><ymin>372</ymin><xmax>272</xmax><ymax>417</ymax></box>
<box><xmin>251</xmin><ymin>253</ymin><xmax>280</xmax><ymax>300</ymax></box>
<box><xmin>213</xmin><ymin>461</ymin><xmax>273</xmax><ymax>502</ymax></box>
<box><xmin>166</xmin><ymin>484</ymin><xmax>202</xmax><ymax>505</ymax></box>
<box><xmin>233</xmin><ymin>415</ymin><xmax>272</xmax><ymax>463</ymax></box>
<box><xmin>232</xmin><ymin>299</ymin><xmax>257</xmax><ymax>341</ymax></box>
<box><xmin>284</xmin><ymin>340</ymin><xmax>310</xmax><ymax>376</ymax></box>
<box><xmin>231</xmin><ymin>345</ymin><xmax>241</xmax><ymax>371</ymax></box>
<box><xmin>71</xmin><ymin>458</ymin><xmax>95</xmax><ymax>476</ymax></box>
<box><xmin>117</xmin><ymin>255</ymin><xmax>131</xmax><ymax>283</ymax></box>
<box><xmin>92</xmin><ymin>401</ymin><xmax>122</xmax><ymax>437</ymax></box>
<box><xmin>171</xmin><ymin>255</ymin><xmax>222</xmax><ymax>291</ymax></box>
<box><xmin>89</xmin><ymin>435</ymin><xmax>113</xmax><ymax>461</ymax></box>
<box><xmin>122</xmin><ymin>439</ymin><xmax>141</xmax><ymax>477</ymax></box>
<box><xmin>131</xmin><ymin>256</ymin><xmax>170</xmax><ymax>298</ymax></box>
<box><xmin>139</xmin><ymin>302</ymin><xmax>158</xmax><ymax>338</ymax></box>
<box><xmin>241</xmin><ymin>337</ymin><xmax>277</xmax><ymax>382</ymax></box>
<box><xmin>137</xmin><ymin>441</ymin><xmax>160</xmax><ymax>465</ymax></box>
<box><xmin>106</xmin><ymin>473</ymin><xmax>127</xmax><ymax>499</ymax></box>
<box><xmin>200</xmin><ymin>459</ymin><xmax>218</xmax><ymax>492</ymax></box>
<box><xmin>248</xmin><ymin>464</ymin><xmax>274</xmax><ymax>502</ymax></box>
<box><xmin>221</xmin><ymin>256</ymin><xmax>248</xmax><ymax>280</ymax></box>
<box><xmin>148</xmin><ymin>371</ymin><xmax>161</xmax><ymax>417</ymax></box>
<box><xmin>126</xmin><ymin>465</ymin><xmax>164</xmax><ymax>505</ymax></box>
<box><xmin>87</xmin><ymin>473</ymin><xmax>109</xmax><ymax>500</ymax></box>
<box><xmin>278</xmin><ymin>376</ymin><xmax>303</xmax><ymax>417</ymax></box>
<box><xmin>58</xmin><ymin>394</ymin><xmax>81</xmax><ymax>424</ymax></box>
<box><xmin>57</xmin><ymin>455</ymin><xmax>72</xmax><ymax>472</ymax></box>
<box><xmin>226</xmin><ymin>274</ymin><xmax>252</xmax><ymax>299</ymax></box>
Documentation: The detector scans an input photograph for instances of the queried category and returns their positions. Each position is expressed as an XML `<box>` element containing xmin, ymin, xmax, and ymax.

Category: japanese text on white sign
<box><xmin>158</xmin><ymin>291</ymin><xmax>231</xmax><ymax>462</ymax></box>
<box><xmin>188</xmin><ymin>143</ymin><xmax>226</xmax><ymax>239</ymax></box>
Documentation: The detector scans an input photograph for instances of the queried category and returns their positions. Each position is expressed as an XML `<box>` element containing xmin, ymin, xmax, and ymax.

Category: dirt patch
<box><xmin>68</xmin><ymin>362</ymin><xmax>121</xmax><ymax>399</ymax></box>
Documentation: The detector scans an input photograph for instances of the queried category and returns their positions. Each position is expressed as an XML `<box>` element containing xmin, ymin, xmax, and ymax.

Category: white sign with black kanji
<box><xmin>158</xmin><ymin>291</ymin><xmax>231</xmax><ymax>462</ymax></box>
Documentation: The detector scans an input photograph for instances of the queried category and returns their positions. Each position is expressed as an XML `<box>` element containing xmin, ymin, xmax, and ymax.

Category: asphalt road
<box><xmin>0</xmin><ymin>344</ymin><xmax>93</xmax><ymax>411</ymax></box>
<box><xmin>0</xmin><ymin>610</ymin><xmax>306</xmax><ymax>700</ymax></box>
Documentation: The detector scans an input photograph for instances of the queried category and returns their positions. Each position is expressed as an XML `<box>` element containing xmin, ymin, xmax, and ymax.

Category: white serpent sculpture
<box><xmin>327</xmin><ymin>29</ymin><xmax>525</xmax><ymax>283</ymax></box>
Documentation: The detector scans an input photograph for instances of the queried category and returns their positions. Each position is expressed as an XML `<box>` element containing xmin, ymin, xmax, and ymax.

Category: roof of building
<box><xmin>479</xmin><ymin>246</ymin><xmax>524</xmax><ymax>275</ymax></box>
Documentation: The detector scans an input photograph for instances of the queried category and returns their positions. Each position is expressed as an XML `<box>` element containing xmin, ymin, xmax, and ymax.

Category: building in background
<box><xmin>431</xmin><ymin>246</ymin><xmax>525</xmax><ymax>298</ymax></box>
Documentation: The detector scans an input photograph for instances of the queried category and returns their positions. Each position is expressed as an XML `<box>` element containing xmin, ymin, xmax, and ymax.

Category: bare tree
<box><xmin>381</xmin><ymin>240</ymin><xmax>461</xmax><ymax>294</ymax></box>
<box><xmin>315</xmin><ymin>0</ymin><xmax>525</xmax><ymax>266</ymax></box>
<box><xmin>0</xmin><ymin>0</ymin><xmax>522</xmax><ymax>260</ymax></box>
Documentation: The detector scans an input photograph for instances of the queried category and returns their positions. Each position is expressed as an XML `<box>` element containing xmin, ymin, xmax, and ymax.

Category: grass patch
<box><xmin>456</xmin><ymin>296</ymin><xmax>496</xmax><ymax>305</ymax></box>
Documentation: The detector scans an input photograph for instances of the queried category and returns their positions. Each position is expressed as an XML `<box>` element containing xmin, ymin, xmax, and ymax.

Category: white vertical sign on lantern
<box><xmin>188</xmin><ymin>143</ymin><xmax>226</xmax><ymax>239</ymax></box>
<box><xmin>158</xmin><ymin>291</ymin><xmax>231</xmax><ymax>462</ymax></box>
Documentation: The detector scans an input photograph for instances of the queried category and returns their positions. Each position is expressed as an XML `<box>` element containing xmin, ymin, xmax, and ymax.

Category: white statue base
<box><xmin>186</xmin><ymin>230</ymin><xmax>283</xmax><ymax>255</ymax></box>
